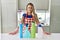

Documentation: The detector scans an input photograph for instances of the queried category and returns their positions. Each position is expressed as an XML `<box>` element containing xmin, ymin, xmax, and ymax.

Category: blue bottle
<box><xmin>19</xmin><ymin>23</ymin><xmax>23</xmax><ymax>38</ymax></box>
<box><xmin>23</xmin><ymin>24</ymin><xmax>30</xmax><ymax>38</ymax></box>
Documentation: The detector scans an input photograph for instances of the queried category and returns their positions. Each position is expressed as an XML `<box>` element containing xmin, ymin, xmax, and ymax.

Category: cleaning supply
<box><xmin>23</xmin><ymin>24</ymin><xmax>30</xmax><ymax>38</ymax></box>
<box><xmin>19</xmin><ymin>23</ymin><xmax>23</xmax><ymax>38</ymax></box>
<box><xmin>36</xmin><ymin>23</ymin><xmax>44</xmax><ymax>38</ymax></box>
<box><xmin>31</xmin><ymin>22</ymin><xmax>36</xmax><ymax>38</ymax></box>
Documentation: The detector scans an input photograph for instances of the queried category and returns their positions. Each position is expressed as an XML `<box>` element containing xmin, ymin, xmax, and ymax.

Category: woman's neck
<box><xmin>28</xmin><ymin>13</ymin><xmax>31</xmax><ymax>15</ymax></box>
<box><xmin>27</xmin><ymin>12</ymin><xmax>32</xmax><ymax>15</ymax></box>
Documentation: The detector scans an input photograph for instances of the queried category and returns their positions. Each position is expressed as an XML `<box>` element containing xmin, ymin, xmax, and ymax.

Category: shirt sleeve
<box><xmin>23</xmin><ymin>13</ymin><xmax>26</xmax><ymax>18</ymax></box>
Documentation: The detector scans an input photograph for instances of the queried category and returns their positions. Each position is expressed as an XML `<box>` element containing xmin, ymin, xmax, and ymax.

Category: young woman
<box><xmin>9</xmin><ymin>3</ymin><xmax>50</xmax><ymax>35</ymax></box>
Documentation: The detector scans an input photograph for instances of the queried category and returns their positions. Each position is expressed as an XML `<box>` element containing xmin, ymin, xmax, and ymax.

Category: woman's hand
<box><xmin>9</xmin><ymin>31</ymin><xmax>17</xmax><ymax>35</ymax></box>
<box><xmin>9</xmin><ymin>27</ymin><xmax>19</xmax><ymax>35</ymax></box>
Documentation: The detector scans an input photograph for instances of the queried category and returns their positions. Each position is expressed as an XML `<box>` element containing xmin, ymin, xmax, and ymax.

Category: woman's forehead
<box><xmin>27</xmin><ymin>5</ymin><xmax>33</xmax><ymax>7</ymax></box>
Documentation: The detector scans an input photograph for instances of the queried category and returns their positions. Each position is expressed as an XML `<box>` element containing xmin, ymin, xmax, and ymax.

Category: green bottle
<box><xmin>31</xmin><ymin>22</ymin><xmax>36</xmax><ymax>38</ymax></box>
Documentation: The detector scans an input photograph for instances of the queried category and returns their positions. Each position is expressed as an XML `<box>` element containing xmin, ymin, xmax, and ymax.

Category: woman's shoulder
<box><xmin>35</xmin><ymin>14</ymin><xmax>37</xmax><ymax>16</ymax></box>
<box><xmin>23</xmin><ymin>13</ymin><xmax>26</xmax><ymax>17</ymax></box>
<box><xmin>33</xmin><ymin>13</ymin><xmax>37</xmax><ymax>17</ymax></box>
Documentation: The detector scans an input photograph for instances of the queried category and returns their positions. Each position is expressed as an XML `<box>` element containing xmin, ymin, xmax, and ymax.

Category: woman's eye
<box><xmin>28</xmin><ymin>7</ymin><xmax>32</xmax><ymax>9</ymax></box>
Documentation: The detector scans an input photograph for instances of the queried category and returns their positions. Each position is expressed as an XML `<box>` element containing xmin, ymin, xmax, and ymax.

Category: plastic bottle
<box><xmin>23</xmin><ymin>24</ymin><xmax>30</xmax><ymax>38</ymax></box>
<box><xmin>31</xmin><ymin>22</ymin><xmax>36</xmax><ymax>38</ymax></box>
<box><xmin>36</xmin><ymin>23</ymin><xmax>44</xmax><ymax>38</ymax></box>
<box><xmin>19</xmin><ymin>23</ymin><xmax>23</xmax><ymax>38</ymax></box>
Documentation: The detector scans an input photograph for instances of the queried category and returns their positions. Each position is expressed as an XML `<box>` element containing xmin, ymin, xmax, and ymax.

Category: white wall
<box><xmin>0</xmin><ymin>0</ymin><xmax>1</xmax><ymax>33</ymax></box>
<box><xmin>18</xmin><ymin>0</ymin><xmax>49</xmax><ymax>10</ymax></box>
<box><xmin>1</xmin><ymin>0</ymin><xmax>18</xmax><ymax>33</ymax></box>
<box><xmin>50</xmin><ymin>0</ymin><xmax>60</xmax><ymax>33</ymax></box>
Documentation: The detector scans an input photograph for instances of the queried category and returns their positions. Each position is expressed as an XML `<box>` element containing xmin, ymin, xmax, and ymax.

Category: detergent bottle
<box><xmin>31</xmin><ymin>22</ymin><xmax>36</xmax><ymax>38</ymax></box>
<box><xmin>23</xmin><ymin>24</ymin><xmax>30</xmax><ymax>38</ymax></box>
<box><xmin>36</xmin><ymin>23</ymin><xmax>44</xmax><ymax>38</ymax></box>
<box><xmin>19</xmin><ymin>23</ymin><xmax>23</xmax><ymax>38</ymax></box>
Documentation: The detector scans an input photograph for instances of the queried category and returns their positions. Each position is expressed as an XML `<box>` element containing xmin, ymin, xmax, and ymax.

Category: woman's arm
<box><xmin>34</xmin><ymin>14</ymin><xmax>39</xmax><ymax>24</ymax></box>
<box><xmin>9</xmin><ymin>27</ymin><xmax>19</xmax><ymax>35</ymax></box>
<box><xmin>21</xmin><ymin>16</ymin><xmax>24</xmax><ymax>24</ymax></box>
<box><xmin>32</xmin><ymin>12</ymin><xmax>39</xmax><ymax>24</ymax></box>
<box><xmin>32</xmin><ymin>8</ymin><xmax>40</xmax><ymax>24</ymax></box>
<box><xmin>33</xmin><ymin>12</ymin><xmax>51</xmax><ymax>35</ymax></box>
<box><xmin>9</xmin><ymin>15</ymin><xmax>24</xmax><ymax>35</ymax></box>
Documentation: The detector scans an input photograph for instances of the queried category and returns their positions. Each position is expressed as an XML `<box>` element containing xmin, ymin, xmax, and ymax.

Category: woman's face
<box><xmin>26</xmin><ymin>5</ymin><xmax>33</xmax><ymax>13</ymax></box>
